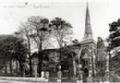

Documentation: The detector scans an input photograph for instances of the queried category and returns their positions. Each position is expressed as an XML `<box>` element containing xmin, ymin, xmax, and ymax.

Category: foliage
<box><xmin>61</xmin><ymin>46</ymin><xmax>76</xmax><ymax>61</ymax></box>
<box><xmin>27</xmin><ymin>16</ymin><xmax>50</xmax><ymax>50</ymax></box>
<box><xmin>109</xmin><ymin>19</ymin><xmax>120</xmax><ymax>50</ymax></box>
<box><xmin>50</xmin><ymin>17</ymin><xmax>73</xmax><ymax>48</ymax></box>
<box><xmin>108</xmin><ymin>51</ymin><xmax>120</xmax><ymax>79</ymax></box>
<box><xmin>0</xmin><ymin>35</ymin><xmax>27</xmax><ymax>61</ymax></box>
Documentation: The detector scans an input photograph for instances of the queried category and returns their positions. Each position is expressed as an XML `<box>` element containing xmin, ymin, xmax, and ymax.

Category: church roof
<box><xmin>80</xmin><ymin>39</ymin><xmax>96</xmax><ymax>45</ymax></box>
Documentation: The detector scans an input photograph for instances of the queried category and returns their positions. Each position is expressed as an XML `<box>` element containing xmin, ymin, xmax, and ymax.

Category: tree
<box><xmin>108</xmin><ymin>19</ymin><xmax>120</xmax><ymax>76</ymax></box>
<box><xmin>50</xmin><ymin>17</ymin><xmax>73</xmax><ymax>69</ymax></box>
<box><xmin>108</xmin><ymin>19</ymin><xmax>120</xmax><ymax>64</ymax></box>
<box><xmin>12</xmin><ymin>37</ymin><xmax>28</xmax><ymax>77</ymax></box>
<box><xmin>15</xmin><ymin>22</ymin><xmax>33</xmax><ymax>76</ymax></box>
<box><xmin>0</xmin><ymin>35</ymin><xmax>28</xmax><ymax>76</ymax></box>
<box><xmin>0</xmin><ymin>35</ymin><xmax>14</xmax><ymax>73</ymax></box>
<box><xmin>27</xmin><ymin>16</ymin><xmax>50</xmax><ymax>76</ymax></box>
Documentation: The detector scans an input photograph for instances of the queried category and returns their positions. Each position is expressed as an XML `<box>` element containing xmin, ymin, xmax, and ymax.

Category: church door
<box><xmin>83</xmin><ymin>68</ymin><xmax>89</xmax><ymax>82</ymax></box>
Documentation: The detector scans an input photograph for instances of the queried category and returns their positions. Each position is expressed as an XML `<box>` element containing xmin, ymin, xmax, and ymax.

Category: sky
<box><xmin>0</xmin><ymin>0</ymin><xmax>119</xmax><ymax>41</ymax></box>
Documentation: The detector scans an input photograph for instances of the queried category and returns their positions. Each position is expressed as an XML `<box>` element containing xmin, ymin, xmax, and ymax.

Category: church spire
<box><xmin>83</xmin><ymin>3</ymin><xmax>93</xmax><ymax>41</ymax></box>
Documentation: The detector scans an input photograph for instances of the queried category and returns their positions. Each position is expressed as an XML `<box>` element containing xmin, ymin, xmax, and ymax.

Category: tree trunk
<box><xmin>10</xmin><ymin>59</ymin><xmax>13</xmax><ymax>75</ymax></box>
<box><xmin>38</xmin><ymin>42</ymin><xmax>42</xmax><ymax>77</ymax></box>
<box><xmin>16</xmin><ymin>60</ymin><xmax>19</xmax><ymax>75</ymax></box>
<box><xmin>19</xmin><ymin>61</ymin><xmax>24</xmax><ymax>77</ymax></box>
<box><xmin>5</xmin><ymin>63</ymin><xmax>7</xmax><ymax>74</ymax></box>
<box><xmin>73</xmin><ymin>58</ymin><xmax>76</xmax><ymax>77</ymax></box>
<box><xmin>29</xmin><ymin>58</ymin><xmax>32</xmax><ymax>77</ymax></box>
<box><xmin>27</xmin><ymin>35</ymin><xmax>32</xmax><ymax>77</ymax></box>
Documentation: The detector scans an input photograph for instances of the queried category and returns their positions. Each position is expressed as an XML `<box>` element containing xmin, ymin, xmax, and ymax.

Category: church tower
<box><xmin>78</xmin><ymin>4</ymin><xmax>97</xmax><ymax>81</ymax></box>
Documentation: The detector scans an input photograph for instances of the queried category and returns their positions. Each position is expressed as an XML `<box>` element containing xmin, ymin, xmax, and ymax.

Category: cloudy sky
<box><xmin>0</xmin><ymin>0</ymin><xmax>119</xmax><ymax>41</ymax></box>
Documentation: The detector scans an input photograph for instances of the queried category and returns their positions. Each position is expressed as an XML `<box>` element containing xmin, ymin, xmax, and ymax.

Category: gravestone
<box><xmin>41</xmin><ymin>71</ymin><xmax>45</xmax><ymax>78</ymax></box>
<box><xmin>45</xmin><ymin>71</ymin><xmax>49</xmax><ymax>81</ymax></box>
<box><xmin>57</xmin><ymin>70</ymin><xmax>62</xmax><ymax>83</ymax></box>
<box><xmin>39</xmin><ymin>71</ymin><xmax>46</xmax><ymax>81</ymax></box>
